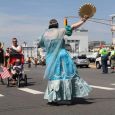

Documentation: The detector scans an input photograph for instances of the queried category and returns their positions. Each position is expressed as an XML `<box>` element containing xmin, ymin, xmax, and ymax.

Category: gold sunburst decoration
<box><xmin>78</xmin><ymin>3</ymin><xmax>96</xmax><ymax>18</ymax></box>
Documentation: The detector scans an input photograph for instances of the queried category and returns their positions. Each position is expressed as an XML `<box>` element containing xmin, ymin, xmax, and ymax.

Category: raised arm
<box><xmin>71</xmin><ymin>15</ymin><xmax>89</xmax><ymax>30</ymax></box>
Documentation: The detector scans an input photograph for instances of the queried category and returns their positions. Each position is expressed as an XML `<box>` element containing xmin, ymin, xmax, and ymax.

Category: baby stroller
<box><xmin>7</xmin><ymin>53</ymin><xmax>27</xmax><ymax>87</ymax></box>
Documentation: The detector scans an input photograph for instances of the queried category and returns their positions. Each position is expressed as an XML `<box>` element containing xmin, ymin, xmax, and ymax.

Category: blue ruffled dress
<box><xmin>39</xmin><ymin>26</ymin><xmax>92</xmax><ymax>102</ymax></box>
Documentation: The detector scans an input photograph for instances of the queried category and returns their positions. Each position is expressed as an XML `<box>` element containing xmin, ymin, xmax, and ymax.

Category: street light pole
<box><xmin>110</xmin><ymin>14</ymin><xmax>115</xmax><ymax>45</ymax></box>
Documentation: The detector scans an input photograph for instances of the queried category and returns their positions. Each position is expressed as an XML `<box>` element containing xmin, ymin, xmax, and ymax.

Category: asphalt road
<box><xmin>0</xmin><ymin>64</ymin><xmax>115</xmax><ymax>115</ymax></box>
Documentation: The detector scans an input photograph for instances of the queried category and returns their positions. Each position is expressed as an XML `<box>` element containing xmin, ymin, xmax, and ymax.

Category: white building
<box><xmin>65</xmin><ymin>29</ymin><xmax>88</xmax><ymax>53</ymax></box>
<box><xmin>22</xmin><ymin>29</ymin><xmax>88</xmax><ymax>59</ymax></box>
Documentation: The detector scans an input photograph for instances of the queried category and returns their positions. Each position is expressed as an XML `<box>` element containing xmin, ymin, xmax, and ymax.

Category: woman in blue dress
<box><xmin>39</xmin><ymin>17</ymin><xmax>92</xmax><ymax>105</ymax></box>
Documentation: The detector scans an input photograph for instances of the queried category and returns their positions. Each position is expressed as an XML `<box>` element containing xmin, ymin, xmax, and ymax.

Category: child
<box><xmin>11</xmin><ymin>59</ymin><xmax>23</xmax><ymax>84</ymax></box>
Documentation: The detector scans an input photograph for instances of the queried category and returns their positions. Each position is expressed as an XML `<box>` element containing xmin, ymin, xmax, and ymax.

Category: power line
<box><xmin>88</xmin><ymin>20</ymin><xmax>112</xmax><ymax>26</ymax></box>
<box><xmin>64</xmin><ymin>16</ymin><xmax>114</xmax><ymax>26</ymax></box>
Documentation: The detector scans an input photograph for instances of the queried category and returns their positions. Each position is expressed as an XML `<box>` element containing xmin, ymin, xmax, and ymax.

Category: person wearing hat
<box><xmin>38</xmin><ymin>17</ymin><xmax>92</xmax><ymax>105</ymax></box>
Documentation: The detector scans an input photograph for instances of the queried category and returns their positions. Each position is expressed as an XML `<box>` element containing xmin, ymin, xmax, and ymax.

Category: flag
<box><xmin>0</xmin><ymin>66</ymin><xmax>12</xmax><ymax>79</ymax></box>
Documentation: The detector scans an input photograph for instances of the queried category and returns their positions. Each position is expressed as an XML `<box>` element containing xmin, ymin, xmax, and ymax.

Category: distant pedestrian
<box><xmin>110</xmin><ymin>46</ymin><xmax>115</xmax><ymax>73</ymax></box>
<box><xmin>34</xmin><ymin>58</ymin><xmax>38</xmax><ymax>67</ymax></box>
<box><xmin>27</xmin><ymin>57</ymin><xmax>31</xmax><ymax>68</ymax></box>
<box><xmin>99</xmin><ymin>46</ymin><xmax>108</xmax><ymax>74</ymax></box>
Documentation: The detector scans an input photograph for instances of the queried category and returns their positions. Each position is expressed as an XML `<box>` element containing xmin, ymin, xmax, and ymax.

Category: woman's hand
<box><xmin>81</xmin><ymin>15</ymin><xmax>89</xmax><ymax>22</ymax></box>
<box><xmin>71</xmin><ymin>15</ymin><xmax>89</xmax><ymax>30</ymax></box>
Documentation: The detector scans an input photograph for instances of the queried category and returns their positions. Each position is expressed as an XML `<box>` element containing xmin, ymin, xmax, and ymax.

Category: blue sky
<box><xmin>0</xmin><ymin>0</ymin><xmax>115</xmax><ymax>47</ymax></box>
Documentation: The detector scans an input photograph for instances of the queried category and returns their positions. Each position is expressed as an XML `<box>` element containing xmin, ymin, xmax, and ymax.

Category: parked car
<box><xmin>73</xmin><ymin>55</ymin><xmax>90</xmax><ymax>68</ymax></box>
<box><xmin>95</xmin><ymin>52</ymin><xmax>111</xmax><ymax>69</ymax></box>
<box><xmin>87</xmin><ymin>52</ymin><xmax>98</xmax><ymax>63</ymax></box>
<box><xmin>69</xmin><ymin>52</ymin><xmax>78</xmax><ymax>59</ymax></box>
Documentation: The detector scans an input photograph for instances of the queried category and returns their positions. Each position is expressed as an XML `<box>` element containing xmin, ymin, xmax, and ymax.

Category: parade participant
<box><xmin>110</xmin><ymin>46</ymin><xmax>115</xmax><ymax>73</ymax></box>
<box><xmin>9</xmin><ymin>38</ymin><xmax>24</xmax><ymax>65</ymax></box>
<box><xmin>39</xmin><ymin>17</ymin><xmax>92</xmax><ymax>105</ymax></box>
<box><xmin>0</xmin><ymin>42</ymin><xmax>4</xmax><ymax>66</ymax></box>
<box><xmin>0</xmin><ymin>42</ymin><xmax>4</xmax><ymax>84</ymax></box>
<box><xmin>10</xmin><ymin>38</ymin><xmax>22</xmax><ymax>54</ymax></box>
<box><xmin>99</xmin><ymin>46</ymin><xmax>108</xmax><ymax>74</ymax></box>
<box><xmin>34</xmin><ymin>58</ymin><xmax>38</xmax><ymax>67</ymax></box>
<box><xmin>4</xmin><ymin>48</ymin><xmax>10</xmax><ymax>67</ymax></box>
<box><xmin>11</xmin><ymin>59</ymin><xmax>23</xmax><ymax>83</ymax></box>
<box><xmin>27</xmin><ymin>57</ymin><xmax>31</xmax><ymax>68</ymax></box>
<box><xmin>8</xmin><ymin>38</ymin><xmax>24</xmax><ymax>84</ymax></box>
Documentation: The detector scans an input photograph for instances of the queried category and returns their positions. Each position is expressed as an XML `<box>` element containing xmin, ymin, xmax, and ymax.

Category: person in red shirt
<box><xmin>9</xmin><ymin>38</ymin><xmax>24</xmax><ymax>65</ymax></box>
<box><xmin>8</xmin><ymin>38</ymin><xmax>24</xmax><ymax>84</ymax></box>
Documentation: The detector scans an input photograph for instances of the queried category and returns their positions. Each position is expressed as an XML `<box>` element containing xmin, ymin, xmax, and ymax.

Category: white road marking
<box><xmin>0</xmin><ymin>94</ymin><xmax>4</xmax><ymax>97</ymax></box>
<box><xmin>90</xmin><ymin>85</ymin><xmax>115</xmax><ymax>90</ymax></box>
<box><xmin>18</xmin><ymin>88</ymin><xmax>44</xmax><ymax>94</ymax></box>
<box><xmin>111</xmin><ymin>83</ymin><xmax>115</xmax><ymax>85</ymax></box>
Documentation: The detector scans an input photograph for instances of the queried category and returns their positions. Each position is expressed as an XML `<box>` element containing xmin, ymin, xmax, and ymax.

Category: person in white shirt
<box><xmin>9</xmin><ymin>38</ymin><xmax>23</xmax><ymax>66</ymax></box>
<box><xmin>10</xmin><ymin>38</ymin><xmax>22</xmax><ymax>54</ymax></box>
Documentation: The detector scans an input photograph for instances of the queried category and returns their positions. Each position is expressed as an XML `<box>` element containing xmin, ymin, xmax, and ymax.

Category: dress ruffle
<box><xmin>44</xmin><ymin>74</ymin><xmax>92</xmax><ymax>102</ymax></box>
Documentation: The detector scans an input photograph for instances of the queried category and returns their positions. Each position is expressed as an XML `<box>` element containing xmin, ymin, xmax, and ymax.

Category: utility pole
<box><xmin>110</xmin><ymin>14</ymin><xmax>115</xmax><ymax>46</ymax></box>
